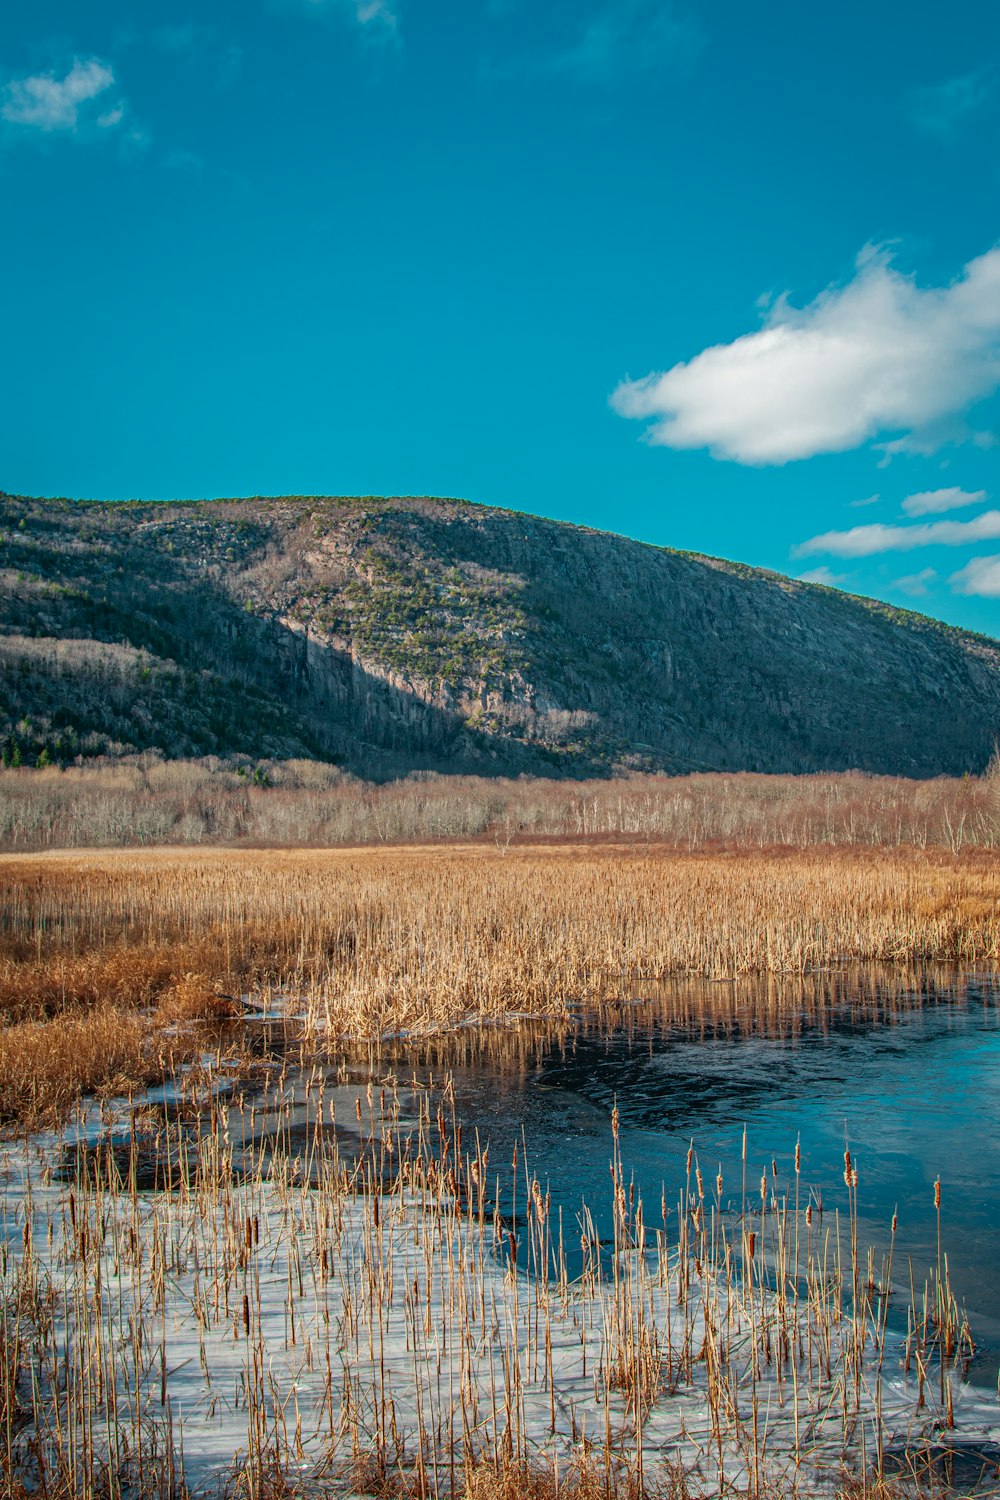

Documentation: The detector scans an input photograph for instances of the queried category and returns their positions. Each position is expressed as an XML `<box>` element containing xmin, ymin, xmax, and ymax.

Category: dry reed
<box><xmin>2</xmin><ymin>845</ymin><xmax>1000</xmax><ymax>1129</ymax></box>
<box><xmin>0</xmin><ymin>1063</ymin><xmax>977</xmax><ymax>1500</ymax></box>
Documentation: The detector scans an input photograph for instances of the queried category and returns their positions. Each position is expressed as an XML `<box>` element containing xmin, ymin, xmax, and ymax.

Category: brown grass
<box><xmin>0</xmin><ymin>948</ymin><xmax>179</xmax><ymax>1024</ymax></box>
<box><xmin>156</xmin><ymin>973</ymin><xmax>240</xmax><ymax>1023</ymax></box>
<box><xmin>0</xmin><ymin>1006</ymin><xmax>192</xmax><ymax>1129</ymax></box>
<box><xmin>2</xmin><ymin>843</ymin><xmax>999</xmax><ymax>1129</ymax></box>
<box><xmin>349</xmin><ymin>1451</ymin><xmax>691</xmax><ymax>1499</ymax></box>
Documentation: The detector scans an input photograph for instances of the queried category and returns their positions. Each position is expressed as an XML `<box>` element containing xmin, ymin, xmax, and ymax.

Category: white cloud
<box><xmin>290</xmin><ymin>0</ymin><xmax>400</xmax><ymax>37</ymax></box>
<box><xmin>612</xmin><ymin>244</ymin><xmax>1000</xmax><ymax>464</ymax></box>
<box><xmin>951</xmin><ymin>555</ymin><xmax>1000</xmax><ymax>597</ymax></box>
<box><xmin>797</xmin><ymin>566</ymin><xmax>847</xmax><ymax>586</ymax></box>
<box><xmin>892</xmin><ymin>567</ymin><xmax>937</xmax><ymax>597</ymax></box>
<box><xmin>900</xmin><ymin>486</ymin><xmax>986</xmax><ymax>516</ymax></box>
<box><xmin>352</xmin><ymin>0</ymin><xmax>398</xmax><ymax>27</ymax></box>
<box><xmin>486</xmin><ymin>0</ymin><xmax>699</xmax><ymax>83</ymax></box>
<box><xmin>1</xmin><ymin>58</ymin><xmax>121</xmax><ymax>134</ymax></box>
<box><xmin>875</xmin><ymin>429</ymin><xmax>954</xmax><ymax>464</ymax></box>
<box><xmin>850</xmin><ymin>493</ymin><xmax>880</xmax><ymax>508</ymax></box>
<box><xmin>794</xmin><ymin>510</ymin><xmax>1000</xmax><ymax>559</ymax></box>
<box><xmin>550</xmin><ymin>1</ymin><xmax>699</xmax><ymax>82</ymax></box>
<box><xmin>905</xmin><ymin>71</ymin><xmax>993</xmax><ymax>142</ymax></box>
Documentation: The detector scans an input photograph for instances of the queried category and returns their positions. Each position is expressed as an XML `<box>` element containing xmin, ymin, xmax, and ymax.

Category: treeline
<box><xmin>1</xmin><ymin>756</ymin><xmax>999</xmax><ymax>852</ymax></box>
<box><xmin>0</xmin><ymin>629</ymin><xmax>320</xmax><ymax>767</ymax></box>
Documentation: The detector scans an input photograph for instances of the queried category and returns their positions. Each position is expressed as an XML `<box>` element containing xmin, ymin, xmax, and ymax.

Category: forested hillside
<box><xmin>1</xmin><ymin>492</ymin><xmax>998</xmax><ymax>778</ymax></box>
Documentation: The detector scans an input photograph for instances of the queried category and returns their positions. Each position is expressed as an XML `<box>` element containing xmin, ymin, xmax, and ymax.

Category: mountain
<box><xmin>1</xmin><ymin>491</ymin><xmax>998</xmax><ymax>779</ymax></box>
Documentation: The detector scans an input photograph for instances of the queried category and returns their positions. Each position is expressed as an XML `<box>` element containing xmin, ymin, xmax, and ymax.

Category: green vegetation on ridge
<box><xmin>1</xmin><ymin>491</ymin><xmax>998</xmax><ymax>780</ymax></box>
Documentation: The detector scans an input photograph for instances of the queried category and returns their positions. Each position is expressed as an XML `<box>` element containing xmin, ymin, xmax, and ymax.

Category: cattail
<box><xmin>794</xmin><ymin>1139</ymin><xmax>801</xmax><ymax>1175</ymax></box>
<box><xmin>934</xmin><ymin>1179</ymin><xmax>941</xmax><ymax>1210</ymax></box>
<box><xmin>843</xmin><ymin>1148</ymin><xmax>852</xmax><ymax>1186</ymax></box>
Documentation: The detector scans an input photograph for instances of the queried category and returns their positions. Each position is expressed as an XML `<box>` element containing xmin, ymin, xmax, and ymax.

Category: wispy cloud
<box><xmin>153</xmin><ymin>24</ymin><xmax>205</xmax><ymax>53</ymax></box>
<box><xmin>612</xmin><ymin>244</ymin><xmax>1000</xmax><ymax>464</ymax></box>
<box><xmin>149</xmin><ymin>23</ymin><xmax>242</xmax><ymax>86</ymax></box>
<box><xmin>283</xmin><ymin>0</ymin><xmax>400</xmax><ymax>40</ymax></box>
<box><xmin>163</xmin><ymin>146</ymin><xmax>205</xmax><ymax>172</ymax></box>
<box><xmin>892</xmin><ymin>567</ymin><xmax>937</xmax><ymax>597</ymax></box>
<box><xmin>793</xmin><ymin>511</ymin><xmax>1000</xmax><ymax>560</ymax></box>
<box><xmin>905</xmin><ymin>70</ymin><xmax>993</xmax><ymax>141</ymax></box>
<box><xmin>900</xmin><ymin>486</ymin><xmax>986</xmax><ymax>516</ymax></box>
<box><xmin>550</xmin><ymin>1</ymin><xmax>699</xmax><ymax>82</ymax></box>
<box><xmin>343</xmin><ymin>0</ymin><xmax>399</xmax><ymax>30</ymax></box>
<box><xmin>1</xmin><ymin>57</ymin><xmax>124</xmax><ymax>135</ymax></box>
<box><xmin>488</xmin><ymin>0</ymin><xmax>700</xmax><ymax>83</ymax></box>
<box><xmin>850</xmin><ymin>493</ymin><xmax>880</xmax><ymax>509</ymax></box>
<box><xmin>797</xmin><ymin>566</ymin><xmax>847</xmax><ymax>587</ymax></box>
<box><xmin>951</xmin><ymin>555</ymin><xmax>1000</xmax><ymax>597</ymax></box>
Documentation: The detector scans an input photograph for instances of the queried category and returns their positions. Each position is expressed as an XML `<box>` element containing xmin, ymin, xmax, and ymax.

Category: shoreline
<box><xmin>3</xmin><ymin>844</ymin><xmax>1000</xmax><ymax>1133</ymax></box>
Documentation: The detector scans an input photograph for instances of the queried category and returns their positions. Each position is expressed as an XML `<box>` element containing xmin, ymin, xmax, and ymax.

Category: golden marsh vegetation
<box><xmin>2</xmin><ymin>844</ymin><xmax>1000</xmax><ymax>1130</ymax></box>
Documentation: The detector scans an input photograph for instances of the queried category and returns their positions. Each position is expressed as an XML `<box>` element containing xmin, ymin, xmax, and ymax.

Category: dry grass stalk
<box><xmin>0</xmin><ymin>1066</ymin><xmax>973</xmax><ymax>1500</ymax></box>
<box><xmin>2</xmin><ymin>845</ymin><xmax>1000</xmax><ymax>1129</ymax></box>
<box><xmin>0</xmin><ymin>1008</ymin><xmax>195</xmax><ymax>1131</ymax></box>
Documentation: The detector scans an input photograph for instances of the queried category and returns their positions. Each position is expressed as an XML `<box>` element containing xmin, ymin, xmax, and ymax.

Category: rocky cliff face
<box><xmin>1</xmin><ymin>491</ymin><xmax>998</xmax><ymax>778</ymax></box>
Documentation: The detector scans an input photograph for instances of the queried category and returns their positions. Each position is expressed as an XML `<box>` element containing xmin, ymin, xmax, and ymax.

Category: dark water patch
<box><xmin>328</xmin><ymin>965</ymin><xmax>1000</xmax><ymax>1385</ymax></box>
<box><xmin>883</xmin><ymin>1439</ymin><xmax>1000</xmax><ymax>1492</ymax></box>
<box><xmin>73</xmin><ymin>963</ymin><xmax>1000</xmax><ymax>1399</ymax></box>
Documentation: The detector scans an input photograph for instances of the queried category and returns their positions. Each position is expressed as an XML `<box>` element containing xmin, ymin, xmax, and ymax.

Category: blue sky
<box><xmin>3</xmin><ymin>1</ymin><xmax>1000</xmax><ymax>635</ymax></box>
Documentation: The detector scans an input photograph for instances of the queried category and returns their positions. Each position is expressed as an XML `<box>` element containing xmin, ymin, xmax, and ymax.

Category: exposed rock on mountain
<box><xmin>1</xmin><ymin>492</ymin><xmax>998</xmax><ymax>778</ymax></box>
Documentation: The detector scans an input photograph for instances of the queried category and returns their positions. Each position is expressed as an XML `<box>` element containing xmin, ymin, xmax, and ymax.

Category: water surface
<box><xmin>362</xmin><ymin>966</ymin><xmax>1000</xmax><ymax>1381</ymax></box>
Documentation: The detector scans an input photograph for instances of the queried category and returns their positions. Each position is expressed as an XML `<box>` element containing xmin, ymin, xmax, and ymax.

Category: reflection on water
<box><xmin>104</xmin><ymin>963</ymin><xmax>1000</xmax><ymax>1386</ymax></box>
<box><xmin>358</xmin><ymin>965</ymin><xmax>1000</xmax><ymax>1382</ymax></box>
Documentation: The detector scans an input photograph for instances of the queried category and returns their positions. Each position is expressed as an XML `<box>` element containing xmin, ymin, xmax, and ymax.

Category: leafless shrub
<box><xmin>3</xmin><ymin>760</ymin><xmax>1000</xmax><ymax>853</ymax></box>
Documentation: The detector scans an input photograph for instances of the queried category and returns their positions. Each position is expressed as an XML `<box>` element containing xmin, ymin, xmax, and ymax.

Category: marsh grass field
<box><xmin>2</xmin><ymin>842</ymin><xmax>1000</xmax><ymax>1498</ymax></box>
<box><xmin>2</xmin><ymin>843</ymin><xmax>1000</xmax><ymax>1130</ymax></box>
